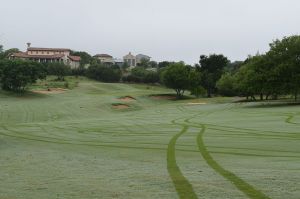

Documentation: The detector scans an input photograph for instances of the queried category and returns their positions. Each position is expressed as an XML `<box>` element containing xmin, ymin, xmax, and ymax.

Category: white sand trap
<box><xmin>187</xmin><ymin>102</ymin><xmax>207</xmax><ymax>105</ymax></box>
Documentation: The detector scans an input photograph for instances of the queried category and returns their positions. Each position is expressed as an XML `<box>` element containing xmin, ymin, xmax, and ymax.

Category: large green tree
<box><xmin>0</xmin><ymin>60</ymin><xmax>46</xmax><ymax>92</ymax></box>
<box><xmin>189</xmin><ymin>68</ymin><xmax>204</xmax><ymax>98</ymax></box>
<box><xmin>216</xmin><ymin>73</ymin><xmax>237</xmax><ymax>97</ymax></box>
<box><xmin>162</xmin><ymin>62</ymin><xmax>191</xmax><ymax>98</ymax></box>
<box><xmin>199</xmin><ymin>54</ymin><xmax>229</xmax><ymax>97</ymax></box>
<box><xmin>267</xmin><ymin>35</ymin><xmax>300</xmax><ymax>100</ymax></box>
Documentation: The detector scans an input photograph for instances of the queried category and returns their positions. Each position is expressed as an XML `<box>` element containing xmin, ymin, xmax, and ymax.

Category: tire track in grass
<box><xmin>285</xmin><ymin>114</ymin><xmax>300</xmax><ymax>125</ymax></box>
<box><xmin>196</xmin><ymin>125</ymin><xmax>271</xmax><ymax>199</ymax></box>
<box><xmin>167</xmin><ymin>125</ymin><xmax>198</xmax><ymax>199</ymax></box>
<box><xmin>0</xmin><ymin>125</ymin><xmax>202</xmax><ymax>153</ymax></box>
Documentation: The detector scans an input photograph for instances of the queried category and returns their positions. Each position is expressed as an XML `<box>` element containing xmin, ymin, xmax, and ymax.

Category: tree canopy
<box><xmin>199</xmin><ymin>54</ymin><xmax>229</xmax><ymax>97</ymax></box>
<box><xmin>215</xmin><ymin>35</ymin><xmax>300</xmax><ymax>101</ymax></box>
<box><xmin>0</xmin><ymin>60</ymin><xmax>46</xmax><ymax>92</ymax></box>
<box><xmin>86</xmin><ymin>63</ymin><xmax>122</xmax><ymax>83</ymax></box>
<box><xmin>46</xmin><ymin>63</ymin><xmax>71</xmax><ymax>81</ymax></box>
<box><xmin>161</xmin><ymin>62</ymin><xmax>191</xmax><ymax>98</ymax></box>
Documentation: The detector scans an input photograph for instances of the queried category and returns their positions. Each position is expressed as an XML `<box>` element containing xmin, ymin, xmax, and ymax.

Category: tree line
<box><xmin>216</xmin><ymin>35</ymin><xmax>300</xmax><ymax>101</ymax></box>
<box><xmin>161</xmin><ymin>35</ymin><xmax>300</xmax><ymax>100</ymax></box>
<box><xmin>0</xmin><ymin>35</ymin><xmax>299</xmax><ymax>100</ymax></box>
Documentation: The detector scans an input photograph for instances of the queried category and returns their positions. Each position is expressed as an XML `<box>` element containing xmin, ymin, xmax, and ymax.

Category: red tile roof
<box><xmin>68</xmin><ymin>55</ymin><xmax>81</xmax><ymax>62</ymax></box>
<box><xmin>27</xmin><ymin>47</ymin><xmax>70</xmax><ymax>52</ymax></box>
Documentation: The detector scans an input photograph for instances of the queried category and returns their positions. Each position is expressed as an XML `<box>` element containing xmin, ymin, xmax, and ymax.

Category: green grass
<box><xmin>0</xmin><ymin>79</ymin><xmax>299</xmax><ymax>199</ymax></box>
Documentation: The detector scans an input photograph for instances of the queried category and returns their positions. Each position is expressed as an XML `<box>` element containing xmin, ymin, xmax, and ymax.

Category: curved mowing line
<box><xmin>0</xmin><ymin>129</ymin><xmax>202</xmax><ymax>153</ymax></box>
<box><xmin>196</xmin><ymin>125</ymin><xmax>271</xmax><ymax>199</ymax></box>
<box><xmin>285</xmin><ymin>114</ymin><xmax>300</xmax><ymax>125</ymax></box>
<box><xmin>167</xmin><ymin>125</ymin><xmax>198</xmax><ymax>199</ymax></box>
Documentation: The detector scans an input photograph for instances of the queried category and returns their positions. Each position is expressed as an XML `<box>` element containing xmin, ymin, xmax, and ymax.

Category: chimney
<box><xmin>27</xmin><ymin>42</ymin><xmax>31</xmax><ymax>48</ymax></box>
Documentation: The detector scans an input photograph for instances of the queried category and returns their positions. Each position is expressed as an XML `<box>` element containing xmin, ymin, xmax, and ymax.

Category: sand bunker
<box><xmin>119</xmin><ymin>96</ymin><xmax>136</xmax><ymax>102</ymax></box>
<box><xmin>32</xmin><ymin>88</ymin><xmax>67</xmax><ymax>94</ymax></box>
<box><xmin>112</xmin><ymin>104</ymin><xmax>130</xmax><ymax>109</ymax></box>
<box><xmin>187</xmin><ymin>102</ymin><xmax>207</xmax><ymax>105</ymax></box>
<box><xmin>150</xmin><ymin>95</ymin><xmax>177</xmax><ymax>100</ymax></box>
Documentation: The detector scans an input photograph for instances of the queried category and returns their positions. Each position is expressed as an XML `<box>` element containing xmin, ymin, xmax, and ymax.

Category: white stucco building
<box><xmin>123</xmin><ymin>52</ymin><xmax>136</xmax><ymax>67</ymax></box>
<box><xmin>10</xmin><ymin>43</ymin><xmax>81</xmax><ymax>68</ymax></box>
<box><xmin>94</xmin><ymin>54</ymin><xmax>114</xmax><ymax>64</ymax></box>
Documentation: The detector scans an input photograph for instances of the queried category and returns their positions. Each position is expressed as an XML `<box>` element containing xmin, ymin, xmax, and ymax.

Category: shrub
<box><xmin>0</xmin><ymin>60</ymin><xmax>46</xmax><ymax>92</ymax></box>
<box><xmin>122</xmin><ymin>67</ymin><xmax>160</xmax><ymax>83</ymax></box>
<box><xmin>45</xmin><ymin>62</ymin><xmax>71</xmax><ymax>81</ymax></box>
<box><xmin>86</xmin><ymin>63</ymin><xmax>121</xmax><ymax>83</ymax></box>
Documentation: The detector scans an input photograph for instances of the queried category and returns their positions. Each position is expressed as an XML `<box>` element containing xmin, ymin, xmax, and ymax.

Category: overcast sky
<box><xmin>0</xmin><ymin>0</ymin><xmax>299</xmax><ymax>64</ymax></box>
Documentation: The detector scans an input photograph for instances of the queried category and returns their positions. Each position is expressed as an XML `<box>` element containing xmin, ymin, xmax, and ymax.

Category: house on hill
<box><xmin>94</xmin><ymin>54</ymin><xmax>114</xmax><ymax>64</ymax></box>
<box><xmin>123</xmin><ymin>52</ymin><xmax>136</xmax><ymax>67</ymax></box>
<box><xmin>136</xmin><ymin>54</ymin><xmax>151</xmax><ymax>64</ymax></box>
<box><xmin>10</xmin><ymin>43</ymin><xmax>81</xmax><ymax>68</ymax></box>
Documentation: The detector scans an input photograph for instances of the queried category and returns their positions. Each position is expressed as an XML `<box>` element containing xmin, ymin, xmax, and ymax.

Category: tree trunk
<box><xmin>181</xmin><ymin>90</ymin><xmax>185</xmax><ymax>96</ymax></box>
<box><xmin>207</xmin><ymin>87</ymin><xmax>212</xmax><ymax>98</ymax></box>
<box><xmin>175</xmin><ymin>89</ymin><xmax>180</xmax><ymax>98</ymax></box>
<box><xmin>266</xmin><ymin>94</ymin><xmax>269</xmax><ymax>100</ymax></box>
<box><xmin>295</xmin><ymin>90</ymin><xmax>298</xmax><ymax>101</ymax></box>
<box><xmin>175</xmin><ymin>89</ymin><xmax>184</xmax><ymax>99</ymax></box>
<box><xmin>260</xmin><ymin>93</ymin><xmax>263</xmax><ymax>101</ymax></box>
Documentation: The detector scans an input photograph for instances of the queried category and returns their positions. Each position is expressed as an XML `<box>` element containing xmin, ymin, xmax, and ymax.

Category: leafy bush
<box><xmin>0</xmin><ymin>60</ymin><xmax>46</xmax><ymax>92</ymax></box>
<box><xmin>216</xmin><ymin>73</ymin><xmax>237</xmax><ymax>96</ymax></box>
<box><xmin>122</xmin><ymin>67</ymin><xmax>159</xmax><ymax>83</ymax></box>
<box><xmin>86</xmin><ymin>63</ymin><xmax>121</xmax><ymax>82</ymax></box>
<box><xmin>45</xmin><ymin>62</ymin><xmax>71</xmax><ymax>81</ymax></box>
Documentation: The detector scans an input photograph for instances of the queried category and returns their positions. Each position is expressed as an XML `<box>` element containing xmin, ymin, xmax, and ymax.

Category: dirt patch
<box><xmin>112</xmin><ymin>103</ymin><xmax>130</xmax><ymax>110</ymax></box>
<box><xmin>150</xmin><ymin>95</ymin><xmax>177</xmax><ymax>100</ymax></box>
<box><xmin>187</xmin><ymin>102</ymin><xmax>207</xmax><ymax>105</ymax></box>
<box><xmin>32</xmin><ymin>88</ymin><xmax>67</xmax><ymax>94</ymax></box>
<box><xmin>119</xmin><ymin>96</ymin><xmax>136</xmax><ymax>102</ymax></box>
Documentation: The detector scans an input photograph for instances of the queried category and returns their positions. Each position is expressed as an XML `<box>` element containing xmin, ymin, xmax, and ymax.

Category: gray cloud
<box><xmin>0</xmin><ymin>0</ymin><xmax>299</xmax><ymax>64</ymax></box>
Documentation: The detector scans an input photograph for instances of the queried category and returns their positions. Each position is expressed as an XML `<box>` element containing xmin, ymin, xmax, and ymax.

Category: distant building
<box><xmin>113</xmin><ymin>58</ymin><xmax>124</xmax><ymax>67</ymax></box>
<box><xmin>123</xmin><ymin>52</ymin><xmax>136</xmax><ymax>67</ymax></box>
<box><xmin>136</xmin><ymin>54</ymin><xmax>151</xmax><ymax>64</ymax></box>
<box><xmin>94</xmin><ymin>54</ymin><xmax>114</xmax><ymax>64</ymax></box>
<box><xmin>10</xmin><ymin>43</ymin><xmax>81</xmax><ymax>68</ymax></box>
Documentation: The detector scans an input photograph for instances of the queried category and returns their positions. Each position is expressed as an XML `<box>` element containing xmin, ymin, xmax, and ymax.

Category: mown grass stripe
<box><xmin>197</xmin><ymin>125</ymin><xmax>271</xmax><ymax>199</ymax></box>
<box><xmin>167</xmin><ymin>125</ymin><xmax>198</xmax><ymax>199</ymax></box>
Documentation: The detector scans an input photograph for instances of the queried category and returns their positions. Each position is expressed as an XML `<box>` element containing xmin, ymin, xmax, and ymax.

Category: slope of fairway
<box><xmin>0</xmin><ymin>79</ymin><xmax>299</xmax><ymax>199</ymax></box>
